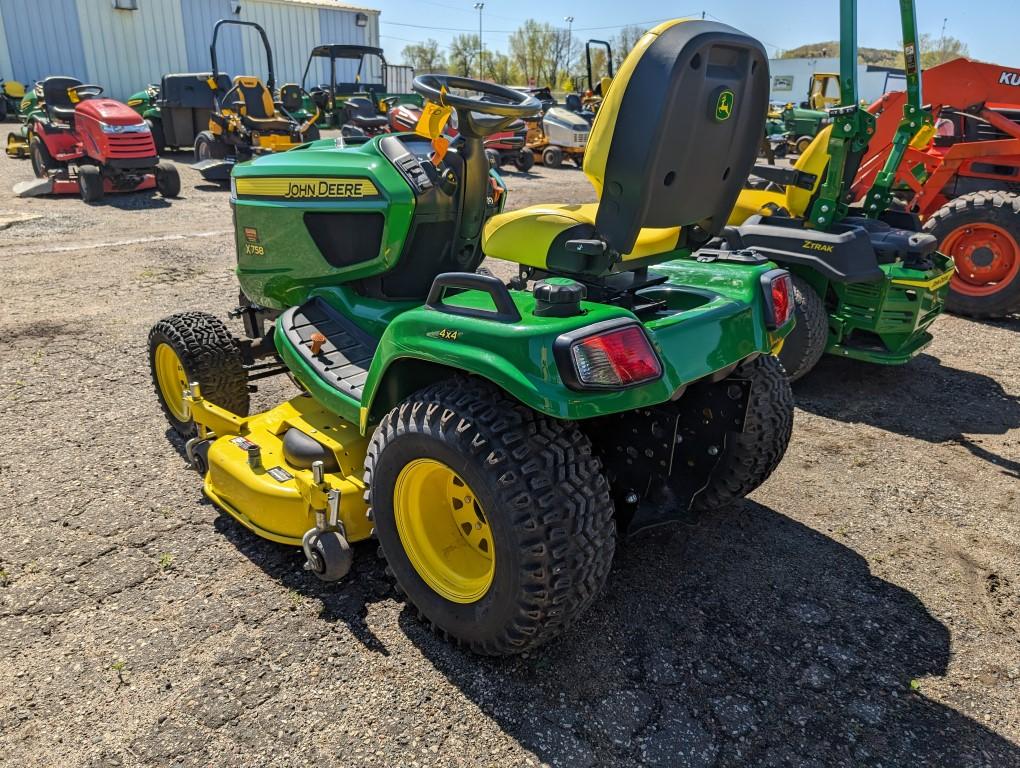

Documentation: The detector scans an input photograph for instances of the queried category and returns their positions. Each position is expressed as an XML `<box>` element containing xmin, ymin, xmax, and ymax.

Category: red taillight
<box><xmin>762</xmin><ymin>270</ymin><xmax>794</xmax><ymax>329</ymax></box>
<box><xmin>570</xmin><ymin>325</ymin><xmax>662</xmax><ymax>387</ymax></box>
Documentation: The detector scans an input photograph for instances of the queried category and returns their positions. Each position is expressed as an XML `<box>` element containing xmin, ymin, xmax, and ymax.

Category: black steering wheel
<box><xmin>70</xmin><ymin>84</ymin><xmax>104</xmax><ymax>100</ymax></box>
<box><xmin>412</xmin><ymin>74</ymin><xmax>540</xmax><ymax>138</ymax></box>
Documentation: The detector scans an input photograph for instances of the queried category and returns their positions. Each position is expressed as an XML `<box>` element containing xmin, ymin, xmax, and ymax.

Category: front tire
<box><xmin>366</xmin><ymin>378</ymin><xmax>616</xmax><ymax>656</ymax></box>
<box><xmin>924</xmin><ymin>191</ymin><xmax>1020</xmax><ymax>318</ymax></box>
<box><xmin>692</xmin><ymin>355</ymin><xmax>794</xmax><ymax>512</ymax></box>
<box><xmin>795</xmin><ymin>135</ymin><xmax>812</xmax><ymax>154</ymax></box>
<box><xmin>542</xmin><ymin>146</ymin><xmax>563</xmax><ymax>168</ymax></box>
<box><xmin>155</xmin><ymin>160</ymin><xmax>180</xmax><ymax>197</ymax></box>
<box><xmin>777</xmin><ymin>275</ymin><xmax>828</xmax><ymax>382</ymax></box>
<box><xmin>148</xmin><ymin>312</ymin><xmax>249</xmax><ymax>438</ymax></box>
<box><xmin>78</xmin><ymin>165</ymin><xmax>104</xmax><ymax>203</ymax></box>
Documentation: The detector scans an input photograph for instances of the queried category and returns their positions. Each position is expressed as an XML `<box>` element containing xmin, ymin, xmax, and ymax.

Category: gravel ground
<box><xmin>0</xmin><ymin>136</ymin><xmax>1018</xmax><ymax>768</ymax></box>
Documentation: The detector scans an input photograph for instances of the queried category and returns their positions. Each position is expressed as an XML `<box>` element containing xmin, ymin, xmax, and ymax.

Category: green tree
<box><xmin>401</xmin><ymin>39</ymin><xmax>447</xmax><ymax>73</ymax></box>
<box><xmin>482</xmin><ymin>51</ymin><xmax>518</xmax><ymax>85</ymax></box>
<box><xmin>509</xmin><ymin>19</ymin><xmax>555</xmax><ymax>86</ymax></box>
<box><xmin>449</xmin><ymin>33</ymin><xmax>480</xmax><ymax>77</ymax></box>
<box><xmin>916</xmin><ymin>32</ymin><xmax>969</xmax><ymax>68</ymax></box>
<box><xmin>612</xmin><ymin>25</ymin><xmax>647</xmax><ymax>69</ymax></box>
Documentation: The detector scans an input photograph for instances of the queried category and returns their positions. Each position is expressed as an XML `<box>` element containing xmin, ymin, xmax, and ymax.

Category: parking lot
<box><xmin>0</xmin><ymin>142</ymin><xmax>1018</xmax><ymax>767</ymax></box>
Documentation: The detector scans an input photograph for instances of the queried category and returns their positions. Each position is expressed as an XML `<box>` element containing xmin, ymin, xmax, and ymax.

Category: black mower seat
<box><xmin>40</xmin><ymin>76</ymin><xmax>83</xmax><ymax>123</ymax></box>
<box><xmin>345</xmin><ymin>97</ymin><xmax>387</xmax><ymax>129</ymax></box>
<box><xmin>241</xmin><ymin>114</ymin><xmax>295</xmax><ymax>132</ymax></box>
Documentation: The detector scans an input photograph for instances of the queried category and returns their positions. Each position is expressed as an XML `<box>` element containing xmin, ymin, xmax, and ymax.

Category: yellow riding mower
<box><xmin>192</xmin><ymin>19</ymin><xmax>320</xmax><ymax>183</ymax></box>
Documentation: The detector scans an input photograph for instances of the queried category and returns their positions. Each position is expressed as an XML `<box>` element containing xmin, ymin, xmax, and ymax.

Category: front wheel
<box><xmin>924</xmin><ymin>191</ymin><xmax>1020</xmax><ymax>318</ymax></box>
<box><xmin>78</xmin><ymin>165</ymin><xmax>104</xmax><ymax>203</ymax></box>
<box><xmin>155</xmin><ymin>160</ymin><xmax>180</xmax><ymax>197</ymax></box>
<box><xmin>692</xmin><ymin>354</ymin><xmax>794</xmax><ymax>512</ymax></box>
<box><xmin>795</xmin><ymin>135</ymin><xmax>812</xmax><ymax>155</ymax></box>
<box><xmin>148</xmin><ymin>312</ymin><xmax>250</xmax><ymax>438</ymax></box>
<box><xmin>542</xmin><ymin>146</ymin><xmax>563</xmax><ymax>168</ymax></box>
<box><xmin>366</xmin><ymin>378</ymin><xmax>616</xmax><ymax>656</ymax></box>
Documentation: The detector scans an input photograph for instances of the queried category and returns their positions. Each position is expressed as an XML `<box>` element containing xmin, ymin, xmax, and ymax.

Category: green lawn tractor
<box><xmin>149</xmin><ymin>20</ymin><xmax>799</xmax><ymax>655</ymax></box>
<box><xmin>298</xmin><ymin>44</ymin><xmax>420</xmax><ymax>130</ymax></box>
<box><xmin>723</xmin><ymin>0</ymin><xmax>954</xmax><ymax>382</ymax></box>
<box><xmin>5</xmin><ymin>84</ymin><xmax>41</xmax><ymax>159</ymax></box>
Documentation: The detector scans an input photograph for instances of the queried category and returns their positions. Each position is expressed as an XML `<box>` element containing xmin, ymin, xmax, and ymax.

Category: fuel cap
<box><xmin>533</xmin><ymin>278</ymin><xmax>586</xmax><ymax>317</ymax></box>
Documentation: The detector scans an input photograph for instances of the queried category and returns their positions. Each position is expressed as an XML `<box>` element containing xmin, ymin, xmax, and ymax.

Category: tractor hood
<box><xmin>545</xmin><ymin>106</ymin><xmax>589</xmax><ymax>131</ymax></box>
<box><xmin>76</xmin><ymin>98</ymin><xmax>145</xmax><ymax>125</ymax></box>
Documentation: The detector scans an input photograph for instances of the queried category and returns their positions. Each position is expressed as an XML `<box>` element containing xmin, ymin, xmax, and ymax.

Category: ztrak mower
<box><xmin>192</xmin><ymin>19</ymin><xmax>320</xmax><ymax>184</ymax></box>
<box><xmin>724</xmin><ymin>0</ymin><xmax>954</xmax><ymax>381</ymax></box>
<box><xmin>149</xmin><ymin>20</ymin><xmax>799</xmax><ymax>655</ymax></box>
<box><xmin>13</xmin><ymin>77</ymin><xmax>179</xmax><ymax>203</ymax></box>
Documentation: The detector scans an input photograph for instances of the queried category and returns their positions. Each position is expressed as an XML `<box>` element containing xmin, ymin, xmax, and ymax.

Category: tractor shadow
<box><xmin>794</xmin><ymin>353</ymin><xmax>1020</xmax><ymax>477</ymax></box>
<box><xmin>99</xmin><ymin>191</ymin><xmax>172</xmax><ymax>210</ymax></box>
<box><xmin>402</xmin><ymin>503</ymin><xmax>1020</xmax><ymax>767</ymax></box>
<box><xmin>162</xmin><ymin>429</ymin><xmax>392</xmax><ymax>654</ymax></box>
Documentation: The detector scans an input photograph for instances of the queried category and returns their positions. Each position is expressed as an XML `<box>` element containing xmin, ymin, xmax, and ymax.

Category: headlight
<box><xmin>99</xmin><ymin>121</ymin><xmax>149</xmax><ymax>134</ymax></box>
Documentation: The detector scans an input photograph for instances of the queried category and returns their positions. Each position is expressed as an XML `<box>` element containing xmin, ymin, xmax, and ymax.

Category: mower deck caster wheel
<box><xmin>185</xmin><ymin>438</ymin><xmax>212</xmax><ymax>474</ymax></box>
<box><xmin>78</xmin><ymin>166</ymin><xmax>104</xmax><ymax>203</ymax></box>
<box><xmin>302</xmin><ymin>529</ymin><xmax>353</xmax><ymax>582</ymax></box>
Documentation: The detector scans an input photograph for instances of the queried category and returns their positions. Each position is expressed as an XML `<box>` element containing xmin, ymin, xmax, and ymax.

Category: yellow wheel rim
<box><xmin>393</xmin><ymin>458</ymin><xmax>495</xmax><ymax>604</ymax></box>
<box><xmin>153</xmin><ymin>343</ymin><xmax>191</xmax><ymax>423</ymax></box>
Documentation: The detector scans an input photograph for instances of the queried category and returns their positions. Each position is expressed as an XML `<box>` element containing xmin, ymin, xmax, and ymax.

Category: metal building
<box><xmin>0</xmin><ymin>0</ymin><xmax>381</xmax><ymax>100</ymax></box>
<box><xmin>768</xmin><ymin>56</ymin><xmax>906</xmax><ymax>106</ymax></box>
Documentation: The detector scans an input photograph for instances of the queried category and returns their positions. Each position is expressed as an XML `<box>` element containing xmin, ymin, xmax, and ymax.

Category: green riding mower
<box><xmin>723</xmin><ymin>0</ymin><xmax>954</xmax><ymax>381</ymax></box>
<box><xmin>5</xmin><ymin>85</ymin><xmax>41</xmax><ymax>159</ymax></box>
<box><xmin>150</xmin><ymin>19</ymin><xmax>800</xmax><ymax>655</ymax></box>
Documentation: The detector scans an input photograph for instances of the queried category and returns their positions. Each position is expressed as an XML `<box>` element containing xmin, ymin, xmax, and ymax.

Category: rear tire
<box><xmin>924</xmin><ymin>191</ymin><xmax>1020</xmax><ymax>318</ymax></box>
<box><xmin>145</xmin><ymin>118</ymin><xmax>165</xmax><ymax>154</ymax></box>
<box><xmin>366</xmin><ymin>377</ymin><xmax>616</xmax><ymax>656</ymax></box>
<box><xmin>29</xmin><ymin>135</ymin><xmax>55</xmax><ymax>178</ymax></box>
<box><xmin>148</xmin><ymin>312</ymin><xmax>249</xmax><ymax>438</ymax></box>
<box><xmin>155</xmin><ymin>160</ymin><xmax>180</xmax><ymax>198</ymax></box>
<box><xmin>692</xmin><ymin>355</ymin><xmax>794</xmax><ymax>512</ymax></box>
<box><xmin>542</xmin><ymin>146</ymin><xmax>563</xmax><ymax>168</ymax></box>
<box><xmin>303</xmin><ymin>123</ymin><xmax>321</xmax><ymax>142</ymax></box>
<box><xmin>777</xmin><ymin>275</ymin><xmax>828</xmax><ymax>382</ymax></box>
<box><xmin>78</xmin><ymin>165</ymin><xmax>104</xmax><ymax>203</ymax></box>
<box><xmin>194</xmin><ymin>130</ymin><xmax>227</xmax><ymax>162</ymax></box>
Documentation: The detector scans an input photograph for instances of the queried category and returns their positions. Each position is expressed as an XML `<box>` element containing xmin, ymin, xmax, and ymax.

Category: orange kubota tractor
<box><xmin>852</xmin><ymin>58</ymin><xmax>1020</xmax><ymax>317</ymax></box>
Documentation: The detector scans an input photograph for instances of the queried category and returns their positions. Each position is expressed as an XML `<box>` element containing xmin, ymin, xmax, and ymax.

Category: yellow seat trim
<box><xmin>730</xmin><ymin>124</ymin><xmax>835</xmax><ymax>225</ymax></box>
<box><xmin>483</xmin><ymin>203</ymin><xmax>681</xmax><ymax>267</ymax></box>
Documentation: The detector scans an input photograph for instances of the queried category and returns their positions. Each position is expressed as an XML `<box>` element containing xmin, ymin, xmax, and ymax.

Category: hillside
<box><xmin>779</xmin><ymin>41</ymin><xmax>900</xmax><ymax>66</ymax></box>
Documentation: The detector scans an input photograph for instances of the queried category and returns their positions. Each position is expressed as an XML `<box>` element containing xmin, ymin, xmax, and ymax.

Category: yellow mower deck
<box><xmin>187</xmin><ymin>389</ymin><xmax>372</xmax><ymax>546</ymax></box>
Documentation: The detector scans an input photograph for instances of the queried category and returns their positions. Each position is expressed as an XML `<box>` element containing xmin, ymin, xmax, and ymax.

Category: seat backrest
<box><xmin>564</xmin><ymin>93</ymin><xmax>582</xmax><ymax>112</ymax></box>
<box><xmin>583</xmin><ymin>20</ymin><xmax>769</xmax><ymax>256</ymax></box>
<box><xmin>345</xmin><ymin>96</ymin><xmax>375</xmax><ymax>119</ymax></box>
<box><xmin>279</xmin><ymin>83</ymin><xmax>303</xmax><ymax>113</ymax></box>
<box><xmin>161</xmin><ymin>73</ymin><xmax>229</xmax><ymax>109</ymax></box>
<box><xmin>231</xmin><ymin>76</ymin><xmax>275</xmax><ymax>118</ymax></box>
<box><xmin>41</xmin><ymin>76</ymin><xmax>83</xmax><ymax>111</ymax></box>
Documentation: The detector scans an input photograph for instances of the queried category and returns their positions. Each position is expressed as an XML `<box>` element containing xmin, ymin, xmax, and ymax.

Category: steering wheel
<box><xmin>70</xmin><ymin>84</ymin><xmax>104</xmax><ymax>100</ymax></box>
<box><xmin>412</xmin><ymin>74</ymin><xmax>540</xmax><ymax>138</ymax></box>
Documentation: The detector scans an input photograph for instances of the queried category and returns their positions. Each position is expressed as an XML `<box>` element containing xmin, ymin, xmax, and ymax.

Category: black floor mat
<box><xmin>281</xmin><ymin>297</ymin><xmax>378</xmax><ymax>401</ymax></box>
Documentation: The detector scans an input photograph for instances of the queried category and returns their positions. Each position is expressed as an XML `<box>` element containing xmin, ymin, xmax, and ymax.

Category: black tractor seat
<box><xmin>241</xmin><ymin>114</ymin><xmax>295</xmax><ymax>132</ymax></box>
<box><xmin>40</xmin><ymin>76</ymin><xmax>84</xmax><ymax>124</ymax></box>
<box><xmin>344</xmin><ymin>97</ymin><xmax>387</xmax><ymax>129</ymax></box>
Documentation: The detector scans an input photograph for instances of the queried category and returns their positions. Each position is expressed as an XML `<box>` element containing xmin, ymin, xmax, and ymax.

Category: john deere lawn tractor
<box><xmin>192</xmin><ymin>19</ymin><xmax>320</xmax><ymax>183</ymax></box>
<box><xmin>5</xmin><ymin>84</ymin><xmax>41</xmax><ymax>159</ymax></box>
<box><xmin>723</xmin><ymin>0</ymin><xmax>954</xmax><ymax>381</ymax></box>
<box><xmin>149</xmin><ymin>19</ymin><xmax>800</xmax><ymax>655</ymax></box>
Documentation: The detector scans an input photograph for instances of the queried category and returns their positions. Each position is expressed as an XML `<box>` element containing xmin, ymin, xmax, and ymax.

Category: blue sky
<box><xmin>376</xmin><ymin>0</ymin><xmax>1012</xmax><ymax>67</ymax></box>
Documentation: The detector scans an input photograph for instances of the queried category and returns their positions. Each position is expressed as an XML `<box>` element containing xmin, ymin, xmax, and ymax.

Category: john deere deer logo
<box><xmin>715</xmin><ymin>90</ymin><xmax>734</xmax><ymax>121</ymax></box>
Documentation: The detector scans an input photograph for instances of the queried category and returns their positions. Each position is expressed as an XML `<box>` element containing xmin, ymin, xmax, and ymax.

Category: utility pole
<box><xmin>474</xmin><ymin>3</ymin><xmax>484</xmax><ymax>79</ymax></box>
<box><xmin>564</xmin><ymin>16</ymin><xmax>574</xmax><ymax>91</ymax></box>
<box><xmin>939</xmin><ymin>17</ymin><xmax>948</xmax><ymax>65</ymax></box>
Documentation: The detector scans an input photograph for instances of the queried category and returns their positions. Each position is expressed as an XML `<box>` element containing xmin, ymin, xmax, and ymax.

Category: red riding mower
<box><xmin>15</xmin><ymin>76</ymin><xmax>179</xmax><ymax>203</ymax></box>
<box><xmin>387</xmin><ymin>101</ymin><xmax>533</xmax><ymax>171</ymax></box>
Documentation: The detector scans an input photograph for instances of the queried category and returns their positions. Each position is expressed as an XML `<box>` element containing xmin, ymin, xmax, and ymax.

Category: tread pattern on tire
<box><xmin>148</xmin><ymin>311</ymin><xmax>249</xmax><ymax>437</ymax></box>
<box><xmin>693</xmin><ymin>354</ymin><xmax>794</xmax><ymax>512</ymax></box>
<box><xmin>923</xmin><ymin>190</ymin><xmax>1020</xmax><ymax>318</ymax></box>
<box><xmin>780</xmin><ymin>275</ymin><xmax>828</xmax><ymax>382</ymax></box>
<box><xmin>365</xmin><ymin>377</ymin><xmax>616</xmax><ymax>656</ymax></box>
